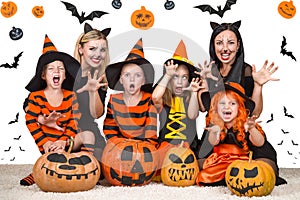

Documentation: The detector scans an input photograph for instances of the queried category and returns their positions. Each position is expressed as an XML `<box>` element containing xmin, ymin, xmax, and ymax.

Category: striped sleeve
<box><xmin>103</xmin><ymin>95</ymin><xmax>121</xmax><ymax>141</ymax></box>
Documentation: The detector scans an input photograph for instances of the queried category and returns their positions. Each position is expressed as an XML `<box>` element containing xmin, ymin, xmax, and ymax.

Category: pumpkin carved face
<box><xmin>33</xmin><ymin>151</ymin><xmax>100</xmax><ymax>192</ymax></box>
<box><xmin>278</xmin><ymin>0</ymin><xmax>296</xmax><ymax>19</ymax></box>
<box><xmin>102</xmin><ymin>139</ymin><xmax>159</xmax><ymax>186</ymax></box>
<box><xmin>32</xmin><ymin>6</ymin><xmax>44</xmax><ymax>18</ymax></box>
<box><xmin>161</xmin><ymin>145</ymin><xmax>199</xmax><ymax>186</ymax></box>
<box><xmin>1</xmin><ymin>1</ymin><xmax>17</xmax><ymax>18</ymax></box>
<box><xmin>225</xmin><ymin>152</ymin><xmax>276</xmax><ymax>197</ymax></box>
<box><xmin>9</xmin><ymin>26</ymin><xmax>23</xmax><ymax>40</ymax></box>
<box><xmin>131</xmin><ymin>6</ymin><xmax>154</xmax><ymax>30</ymax></box>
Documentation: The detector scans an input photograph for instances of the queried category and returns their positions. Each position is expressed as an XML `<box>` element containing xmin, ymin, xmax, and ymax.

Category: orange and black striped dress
<box><xmin>103</xmin><ymin>91</ymin><xmax>158</xmax><ymax>146</ymax></box>
<box><xmin>25</xmin><ymin>89</ymin><xmax>81</xmax><ymax>153</ymax></box>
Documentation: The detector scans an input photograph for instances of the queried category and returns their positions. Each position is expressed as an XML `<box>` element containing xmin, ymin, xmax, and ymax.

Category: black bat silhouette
<box><xmin>281</xmin><ymin>129</ymin><xmax>289</xmax><ymax>134</ymax></box>
<box><xmin>280</xmin><ymin>36</ymin><xmax>296</xmax><ymax>61</ymax></box>
<box><xmin>4</xmin><ymin>146</ymin><xmax>11</xmax><ymax>152</ymax></box>
<box><xmin>194</xmin><ymin>0</ymin><xmax>237</xmax><ymax>18</ymax></box>
<box><xmin>292</xmin><ymin>140</ymin><xmax>299</xmax><ymax>146</ymax></box>
<box><xmin>277</xmin><ymin>140</ymin><xmax>283</xmax><ymax>145</ymax></box>
<box><xmin>8</xmin><ymin>112</ymin><xmax>19</xmax><ymax>125</ymax></box>
<box><xmin>0</xmin><ymin>51</ymin><xmax>23</xmax><ymax>69</ymax></box>
<box><xmin>19</xmin><ymin>146</ymin><xmax>25</xmax><ymax>151</ymax></box>
<box><xmin>287</xmin><ymin>151</ymin><xmax>293</xmax><ymax>155</ymax></box>
<box><xmin>10</xmin><ymin>157</ymin><xmax>15</xmax><ymax>161</ymax></box>
<box><xmin>266</xmin><ymin>113</ymin><xmax>273</xmax><ymax>123</ymax></box>
<box><xmin>14</xmin><ymin>135</ymin><xmax>21</xmax><ymax>140</ymax></box>
<box><xmin>61</xmin><ymin>1</ymin><xmax>108</xmax><ymax>24</ymax></box>
<box><xmin>284</xmin><ymin>106</ymin><xmax>294</xmax><ymax>118</ymax></box>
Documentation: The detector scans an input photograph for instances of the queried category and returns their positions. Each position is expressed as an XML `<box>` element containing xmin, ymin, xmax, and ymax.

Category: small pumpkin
<box><xmin>112</xmin><ymin>0</ymin><xmax>122</xmax><ymax>9</ymax></box>
<box><xmin>101</xmin><ymin>138</ymin><xmax>159</xmax><ymax>186</ymax></box>
<box><xmin>33</xmin><ymin>138</ymin><xmax>100</xmax><ymax>193</ymax></box>
<box><xmin>161</xmin><ymin>142</ymin><xmax>199</xmax><ymax>186</ymax></box>
<box><xmin>164</xmin><ymin>0</ymin><xmax>175</xmax><ymax>10</ymax></box>
<box><xmin>225</xmin><ymin>151</ymin><xmax>276</xmax><ymax>197</ymax></box>
<box><xmin>278</xmin><ymin>0</ymin><xmax>296</xmax><ymax>19</ymax></box>
<box><xmin>32</xmin><ymin>6</ymin><xmax>44</xmax><ymax>18</ymax></box>
<box><xmin>131</xmin><ymin>6</ymin><xmax>154</xmax><ymax>30</ymax></box>
<box><xmin>9</xmin><ymin>26</ymin><xmax>23</xmax><ymax>40</ymax></box>
<box><xmin>1</xmin><ymin>1</ymin><xmax>17</xmax><ymax>18</ymax></box>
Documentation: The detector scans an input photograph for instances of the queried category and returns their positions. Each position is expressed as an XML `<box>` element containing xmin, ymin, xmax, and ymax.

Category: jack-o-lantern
<box><xmin>102</xmin><ymin>139</ymin><xmax>159</xmax><ymax>186</ymax></box>
<box><xmin>32</xmin><ymin>6</ymin><xmax>44</xmax><ymax>18</ymax></box>
<box><xmin>33</xmin><ymin>139</ymin><xmax>100</xmax><ymax>193</ymax></box>
<box><xmin>161</xmin><ymin>142</ymin><xmax>199</xmax><ymax>186</ymax></box>
<box><xmin>9</xmin><ymin>27</ymin><xmax>23</xmax><ymax>40</ymax></box>
<box><xmin>131</xmin><ymin>6</ymin><xmax>154</xmax><ymax>30</ymax></box>
<box><xmin>278</xmin><ymin>0</ymin><xmax>296</xmax><ymax>19</ymax></box>
<box><xmin>1</xmin><ymin>1</ymin><xmax>17</xmax><ymax>18</ymax></box>
<box><xmin>225</xmin><ymin>151</ymin><xmax>276</xmax><ymax>197</ymax></box>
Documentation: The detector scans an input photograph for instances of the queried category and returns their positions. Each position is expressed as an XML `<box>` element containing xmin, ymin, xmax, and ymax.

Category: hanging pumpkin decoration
<box><xmin>225</xmin><ymin>151</ymin><xmax>276</xmax><ymax>197</ymax></box>
<box><xmin>131</xmin><ymin>6</ymin><xmax>154</xmax><ymax>30</ymax></box>
<box><xmin>9</xmin><ymin>27</ymin><xmax>23</xmax><ymax>40</ymax></box>
<box><xmin>32</xmin><ymin>6</ymin><xmax>44</xmax><ymax>18</ymax></box>
<box><xmin>161</xmin><ymin>142</ymin><xmax>199</xmax><ymax>186</ymax></box>
<box><xmin>1</xmin><ymin>1</ymin><xmax>17</xmax><ymax>18</ymax></box>
<box><xmin>278</xmin><ymin>0</ymin><xmax>296</xmax><ymax>19</ymax></box>
<box><xmin>33</xmin><ymin>138</ymin><xmax>100</xmax><ymax>193</ymax></box>
<box><xmin>101</xmin><ymin>138</ymin><xmax>159</xmax><ymax>186</ymax></box>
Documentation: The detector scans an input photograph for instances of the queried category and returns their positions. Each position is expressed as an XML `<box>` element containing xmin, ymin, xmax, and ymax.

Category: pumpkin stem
<box><xmin>248</xmin><ymin>151</ymin><xmax>253</xmax><ymax>163</ymax></box>
<box><xmin>67</xmin><ymin>137</ymin><xmax>74</xmax><ymax>153</ymax></box>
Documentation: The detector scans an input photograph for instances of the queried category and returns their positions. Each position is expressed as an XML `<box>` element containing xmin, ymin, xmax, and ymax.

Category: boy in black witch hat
<box><xmin>21</xmin><ymin>35</ymin><xmax>96</xmax><ymax>186</ymax></box>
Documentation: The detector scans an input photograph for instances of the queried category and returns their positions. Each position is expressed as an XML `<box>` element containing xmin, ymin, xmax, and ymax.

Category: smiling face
<box><xmin>217</xmin><ymin>93</ymin><xmax>239</xmax><ymax>126</ymax></box>
<box><xmin>214</xmin><ymin>30</ymin><xmax>240</xmax><ymax>66</ymax></box>
<box><xmin>79</xmin><ymin>38</ymin><xmax>108</xmax><ymax>70</ymax></box>
<box><xmin>42</xmin><ymin>60</ymin><xmax>66</xmax><ymax>89</ymax></box>
<box><xmin>170</xmin><ymin>65</ymin><xmax>189</xmax><ymax>97</ymax></box>
<box><xmin>120</xmin><ymin>63</ymin><xmax>145</xmax><ymax>95</ymax></box>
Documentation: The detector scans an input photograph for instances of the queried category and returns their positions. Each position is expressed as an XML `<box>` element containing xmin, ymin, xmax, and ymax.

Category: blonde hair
<box><xmin>74</xmin><ymin>29</ymin><xmax>110</xmax><ymax>87</ymax></box>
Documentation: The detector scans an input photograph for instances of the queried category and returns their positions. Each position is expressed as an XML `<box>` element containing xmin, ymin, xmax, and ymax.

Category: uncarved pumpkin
<box><xmin>161</xmin><ymin>142</ymin><xmax>199</xmax><ymax>186</ymax></box>
<box><xmin>1</xmin><ymin>1</ymin><xmax>17</xmax><ymax>18</ymax></box>
<box><xmin>225</xmin><ymin>151</ymin><xmax>276</xmax><ymax>197</ymax></box>
<box><xmin>33</xmin><ymin>139</ymin><xmax>100</xmax><ymax>193</ymax></box>
<box><xmin>131</xmin><ymin>6</ymin><xmax>154</xmax><ymax>30</ymax></box>
<box><xmin>101</xmin><ymin>138</ymin><xmax>159</xmax><ymax>186</ymax></box>
<box><xmin>278</xmin><ymin>0</ymin><xmax>296</xmax><ymax>19</ymax></box>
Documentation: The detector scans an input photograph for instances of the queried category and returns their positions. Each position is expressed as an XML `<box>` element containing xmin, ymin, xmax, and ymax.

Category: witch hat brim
<box><xmin>201</xmin><ymin>82</ymin><xmax>255</xmax><ymax>114</ymax></box>
<box><xmin>105</xmin><ymin>38</ymin><xmax>154</xmax><ymax>93</ymax></box>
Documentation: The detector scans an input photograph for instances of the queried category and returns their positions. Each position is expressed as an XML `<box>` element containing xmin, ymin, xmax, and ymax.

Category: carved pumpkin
<box><xmin>33</xmin><ymin>139</ymin><xmax>100</xmax><ymax>193</ymax></box>
<box><xmin>1</xmin><ymin>1</ymin><xmax>17</xmax><ymax>18</ymax></box>
<box><xmin>9</xmin><ymin>26</ymin><xmax>23</xmax><ymax>40</ymax></box>
<box><xmin>101</xmin><ymin>139</ymin><xmax>159</xmax><ymax>186</ymax></box>
<box><xmin>131</xmin><ymin>6</ymin><xmax>154</xmax><ymax>30</ymax></box>
<box><xmin>225</xmin><ymin>151</ymin><xmax>276</xmax><ymax>197</ymax></box>
<box><xmin>32</xmin><ymin>6</ymin><xmax>44</xmax><ymax>18</ymax></box>
<box><xmin>164</xmin><ymin>0</ymin><xmax>175</xmax><ymax>10</ymax></box>
<box><xmin>161</xmin><ymin>142</ymin><xmax>199</xmax><ymax>186</ymax></box>
<box><xmin>278</xmin><ymin>0</ymin><xmax>296</xmax><ymax>19</ymax></box>
<box><xmin>112</xmin><ymin>0</ymin><xmax>122</xmax><ymax>9</ymax></box>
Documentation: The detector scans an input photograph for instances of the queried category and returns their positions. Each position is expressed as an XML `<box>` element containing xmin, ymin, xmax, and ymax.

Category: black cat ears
<box><xmin>84</xmin><ymin>23</ymin><xmax>111</xmax><ymax>37</ymax></box>
<box><xmin>210</xmin><ymin>20</ymin><xmax>241</xmax><ymax>30</ymax></box>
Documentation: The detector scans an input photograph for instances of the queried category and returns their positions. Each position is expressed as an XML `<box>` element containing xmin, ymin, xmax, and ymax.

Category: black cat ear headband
<box><xmin>210</xmin><ymin>20</ymin><xmax>241</xmax><ymax>30</ymax></box>
<box><xmin>84</xmin><ymin>23</ymin><xmax>111</xmax><ymax>37</ymax></box>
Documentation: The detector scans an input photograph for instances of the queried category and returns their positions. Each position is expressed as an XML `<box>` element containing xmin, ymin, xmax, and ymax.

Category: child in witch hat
<box><xmin>20</xmin><ymin>35</ymin><xmax>96</xmax><ymax>186</ymax></box>
<box><xmin>152</xmin><ymin>39</ymin><xmax>203</xmax><ymax>181</ymax></box>
<box><xmin>103</xmin><ymin>38</ymin><xmax>158</xmax><ymax>146</ymax></box>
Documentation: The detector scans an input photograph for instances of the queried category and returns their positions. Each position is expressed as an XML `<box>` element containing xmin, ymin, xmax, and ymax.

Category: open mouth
<box><xmin>221</xmin><ymin>53</ymin><xmax>230</xmax><ymax>60</ymax></box>
<box><xmin>129</xmin><ymin>84</ymin><xmax>135</xmax><ymax>90</ymax></box>
<box><xmin>175</xmin><ymin>87</ymin><xmax>183</xmax><ymax>94</ymax></box>
<box><xmin>53</xmin><ymin>75</ymin><xmax>60</xmax><ymax>84</ymax></box>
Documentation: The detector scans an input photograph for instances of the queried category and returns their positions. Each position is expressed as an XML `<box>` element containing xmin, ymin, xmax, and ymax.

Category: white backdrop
<box><xmin>0</xmin><ymin>0</ymin><xmax>299</xmax><ymax>167</ymax></box>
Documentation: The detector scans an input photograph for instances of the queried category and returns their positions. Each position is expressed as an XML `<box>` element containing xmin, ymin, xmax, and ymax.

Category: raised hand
<box><xmin>77</xmin><ymin>70</ymin><xmax>108</xmax><ymax>93</ymax></box>
<box><xmin>244</xmin><ymin>115</ymin><xmax>261</xmax><ymax>132</ymax></box>
<box><xmin>252</xmin><ymin>60</ymin><xmax>280</xmax><ymax>86</ymax></box>
<box><xmin>38</xmin><ymin>111</ymin><xmax>65</xmax><ymax>131</ymax></box>
<box><xmin>183</xmin><ymin>77</ymin><xmax>204</xmax><ymax>92</ymax></box>
<box><xmin>164</xmin><ymin>59</ymin><xmax>178</xmax><ymax>78</ymax></box>
<box><xmin>195</xmin><ymin>60</ymin><xmax>218</xmax><ymax>81</ymax></box>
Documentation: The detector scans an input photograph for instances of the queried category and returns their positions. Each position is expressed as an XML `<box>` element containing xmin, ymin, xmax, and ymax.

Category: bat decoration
<box><xmin>278</xmin><ymin>140</ymin><xmax>283</xmax><ymax>145</ymax></box>
<box><xmin>284</xmin><ymin>106</ymin><xmax>294</xmax><ymax>118</ymax></box>
<box><xmin>280</xmin><ymin>36</ymin><xmax>297</xmax><ymax>61</ymax></box>
<box><xmin>0</xmin><ymin>52</ymin><xmax>23</xmax><ymax>69</ymax></box>
<box><xmin>8</xmin><ymin>112</ymin><xmax>19</xmax><ymax>125</ymax></box>
<box><xmin>19</xmin><ymin>146</ymin><xmax>25</xmax><ymax>151</ymax></box>
<box><xmin>194</xmin><ymin>0</ymin><xmax>237</xmax><ymax>18</ymax></box>
<box><xmin>61</xmin><ymin>1</ymin><xmax>108</xmax><ymax>24</ymax></box>
<box><xmin>292</xmin><ymin>140</ymin><xmax>299</xmax><ymax>146</ymax></box>
<box><xmin>14</xmin><ymin>135</ymin><xmax>21</xmax><ymax>140</ymax></box>
<box><xmin>287</xmin><ymin>151</ymin><xmax>293</xmax><ymax>155</ymax></box>
<box><xmin>266</xmin><ymin>113</ymin><xmax>273</xmax><ymax>123</ymax></box>
<box><xmin>4</xmin><ymin>146</ymin><xmax>11</xmax><ymax>152</ymax></box>
<box><xmin>10</xmin><ymin>157</ymin><xmax>15</xmax><ymax>161</ymax></box>
<box><xmin>281</xmin><ymin>129</ymin><xmax>289</xmax><ymax>134</ymax></box>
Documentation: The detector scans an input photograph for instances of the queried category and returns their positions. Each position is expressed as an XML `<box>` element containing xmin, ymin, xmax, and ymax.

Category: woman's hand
<box><xmin>195</xmin><ymin>60</ymin><xmax>218</xmax><ymax>81</ymax></box>
<box><xmin>252</xmin><ymin>60</ymin><xmax>280</xmax><ymax>86</ymax></box>
<box><xmin>77</xmin><ymin>70</ymin><xmax>108</xmax><ymax>93</ymax></box>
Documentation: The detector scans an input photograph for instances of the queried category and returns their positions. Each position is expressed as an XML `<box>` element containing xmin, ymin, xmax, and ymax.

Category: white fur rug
<box><xmin>0</xmin><ymin>165</ymin><xmax>299</xmax><ymax>200</ymax></box>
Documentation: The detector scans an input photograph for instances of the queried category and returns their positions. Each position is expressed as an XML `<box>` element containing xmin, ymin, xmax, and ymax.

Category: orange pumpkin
<box><xmin>32</xmin><ymin>6</ymin><xmax>44</xmax><ymax>18</ymax></box>
<box><xmin>1</xmin><ymin>1</ymin><xmax>17</xmax><ymax>18</ymax></box>
<box><xmin>33</xmin><ymin>139</ymin><xmax>100</xmax><ymax>192</ymax></box>
<box><xmin>131</xmin><ymin>6</ymin><xmax>154</xmax><ymax>30</ymax></box>
<box><xmin>101</xmin><ymin>139</ymin><xmax>159</xmax><ymax>186</ymax></box>
<box><xmin>278</xmin><ymin>0</ymin><xmax>296</xmax><ymax>19</ymax></box>
<box><xmin>225</xmin><ymin>151</ymin><xmax>276</xmax><ymax>197</ymax></box>
<box><xmin>161</xmin><ymin>143</ymin><xmax>199</xmax><ymax>187</ymax></box>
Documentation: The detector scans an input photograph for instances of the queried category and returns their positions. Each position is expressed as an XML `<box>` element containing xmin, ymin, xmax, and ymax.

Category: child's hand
<box><xmin>38</xmin><ymin>111</ymin><xmax>65</xmax><ymax>131</ymax></box>
<box><xmin>183</xmin><ymin>77</ymin><xmax>204</xmax><ymax>92</ymax></box>
<box><xmin>205</xmin><ymin>125</ymin><xmax>221</xmax><ymax>138</ymax></box>
<box><xmin>49</xmin><ymin>140</ymin><xmax>67</xmax><ymax>153</ymax></box>
<box><xmin>77</xmin><ymin>70</ymin><xmax>108</xmax><ymax>93</ymax></box>
<box><xmin>195</xmin><ymin>60</ymin><xmax>218</xmax><ymax>81</ymax></box>
<box><xmin>164</xmin><ymin>60</ymin><xmax>178</xmax><ymax>78</ymax></box>
<box><xmin>244</xmin><ymin>115</ymin><xmax>261</xmax><ymax>132</ymax></box>
<box><xmin>43</xmin><ymin>141</ymin><xmax>54</xmax><ymax>153</ymax></box>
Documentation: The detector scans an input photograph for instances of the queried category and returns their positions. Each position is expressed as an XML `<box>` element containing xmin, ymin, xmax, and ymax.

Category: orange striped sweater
<box><xmin>25</xmin><ymin>89</ymin><xmax>81</xmax><ymax>153</ymax></box>
<box><xmin>103</xmin><ymin>92</ymin><xmax>158</xmax><ymax>146</ymax></box>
